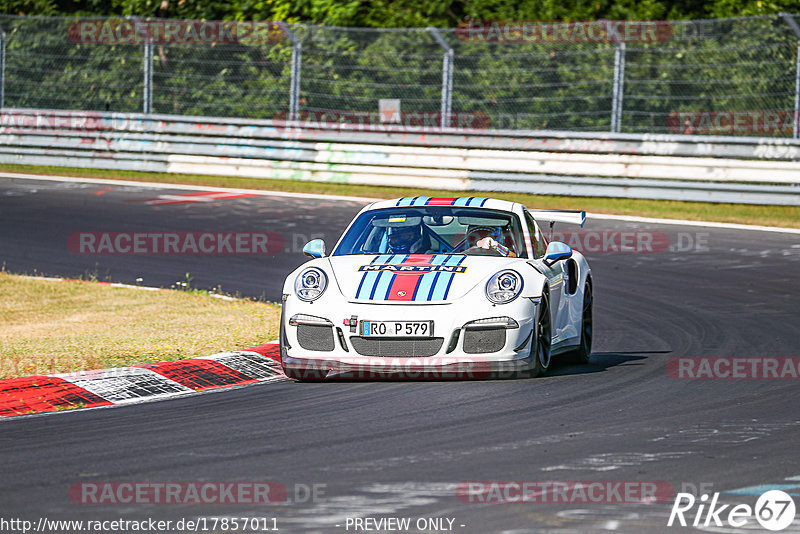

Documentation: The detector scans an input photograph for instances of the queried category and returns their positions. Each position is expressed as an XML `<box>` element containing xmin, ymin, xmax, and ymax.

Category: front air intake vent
<box><xmin>350</xmin><ymin>337</ymin><xmax>444</xmax><ymax>357</ymax></box>
<box><xmin>463</xmin><ymin>328</ymin><xmax>506</xmax><ymax>354</ymax></box>
<box><xmin>297</xmin><ymin>324</ymin><xmax>335</xmax><ymax>352</ymax></box>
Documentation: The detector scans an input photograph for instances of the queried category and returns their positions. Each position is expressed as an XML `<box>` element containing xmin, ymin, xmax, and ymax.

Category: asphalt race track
<box><xmin>0</xmin><ymin>176</ymin><xmax>362</xmax><ymax>299</ymax></box>
<box><xmin>1</xmin><ymin>175</ymin><xmax>800</xmax><ymax>533</ymax></box>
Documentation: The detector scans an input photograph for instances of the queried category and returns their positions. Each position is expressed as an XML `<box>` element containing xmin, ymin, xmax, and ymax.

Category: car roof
<box><xmin>367</xmin><ymin>196</ymin><xmax>519</xmax><ymax>212</ymax></box>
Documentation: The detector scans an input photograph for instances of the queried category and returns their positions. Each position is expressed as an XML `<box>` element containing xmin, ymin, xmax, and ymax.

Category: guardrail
<box><xmin>1</xmin><ymin>109</ymin><xmax>799</xmax><ymax>205</ymax></box>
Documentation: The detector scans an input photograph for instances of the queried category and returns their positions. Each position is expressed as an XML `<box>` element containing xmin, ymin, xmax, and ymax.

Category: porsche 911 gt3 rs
<box><xmin>279</xmin><ymin>196</ymin><xmax>592</xmax><ymax>380</ymax></box>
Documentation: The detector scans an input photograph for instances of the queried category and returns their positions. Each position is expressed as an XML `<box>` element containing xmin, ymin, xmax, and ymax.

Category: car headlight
<box><xmin>294</xmin><ymin>267</ymin><xmax>328</xmax><ymax>301</ymax></box>
<box><xmin>485</xmin><ymin>270</ymin><xmax>523</xmax><ymax>304</ymax></box>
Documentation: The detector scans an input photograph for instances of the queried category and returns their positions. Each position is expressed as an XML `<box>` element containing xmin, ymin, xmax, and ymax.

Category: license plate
<box><xmin>361</xmin><ymin>320</ymin><xmax>433</xmax><ymax>338</ymax></box>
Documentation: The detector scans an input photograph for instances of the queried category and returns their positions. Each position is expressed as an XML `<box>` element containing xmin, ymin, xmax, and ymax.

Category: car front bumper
<box><xmin>280</xmin><ymin>290</ymin><xmax>538</xmax><ymax>380</ymax></box>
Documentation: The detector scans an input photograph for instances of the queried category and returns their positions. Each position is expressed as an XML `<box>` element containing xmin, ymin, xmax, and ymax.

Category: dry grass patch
<box><xmin>0</xmin><ymin>273</ymin><xmax>280</xmax><ymax>379</ymax></box>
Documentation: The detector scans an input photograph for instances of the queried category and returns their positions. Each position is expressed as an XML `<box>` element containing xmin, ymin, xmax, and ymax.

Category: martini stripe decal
<box><xmin>394</xmin><ymin>197</ymin><xmax>487</xmax><ymax>207</ymax></box>
<box><xmin>356</xmin><ymin>255</ymin><xmax>391</xmax><ymax>299</ymax></box>
<box><xmin>356</xmin><ymin>254</ymin><xmax>467</xmax><ymax>301</ymax></box>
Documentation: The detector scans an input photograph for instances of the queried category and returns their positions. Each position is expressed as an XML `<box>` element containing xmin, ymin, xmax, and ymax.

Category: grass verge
<box><xmin>1</xmin><ymin>163</ymin><xmax>798</xmax><ymax>229</ymax></box>
<box><xmin>0</xmin><ymin>272</ymin><xmax>280</xmax><ymax>379</ymax></box>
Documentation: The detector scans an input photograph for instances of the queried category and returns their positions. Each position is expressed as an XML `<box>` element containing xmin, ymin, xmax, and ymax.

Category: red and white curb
<box><xmin>0</xmin><ymin>343</ymin><xmax>285</xmax><ymax>418</ymax></box>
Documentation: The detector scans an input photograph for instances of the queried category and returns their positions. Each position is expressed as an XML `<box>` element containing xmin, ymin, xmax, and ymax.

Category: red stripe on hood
<box><xmin>386</xmin><ymin>273</ymin><xmax>422</xmax><ymax>300</ymax></box>
<box><xmin>403</xmin><ymin>254</ymin><xmax>434</xmax><ymax>263</ymax></box>
<box><xmin>385</xmin><ymin>254</ymin><xmax>433</xmax><ymax>300</ymax></box>
<box><xmin>426</xmin><ymin>197</ymin><xmax>458</xmax><ymax>205</ymax></box>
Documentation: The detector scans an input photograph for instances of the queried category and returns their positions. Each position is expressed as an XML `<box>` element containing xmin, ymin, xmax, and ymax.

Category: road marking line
<box><xmin>0</xmin><ymin>172</ymin><xmax>376</xmax><ymax>203</ymax></box>
<box><xmin>588</xmin><ymin>212</ymin><xmax>800</xmax><ymax>234</ymax></box>
<box><xmin>5</xmin><ymin>171</ymin><xmax>800</xmax><ymax>233</ymax></box>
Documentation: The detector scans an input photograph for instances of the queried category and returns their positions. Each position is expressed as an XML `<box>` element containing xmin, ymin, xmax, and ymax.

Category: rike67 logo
<box><xmin>668</xmin><ymin>490</ymin><xmax>796</xmax><ymax>531</ymax></box>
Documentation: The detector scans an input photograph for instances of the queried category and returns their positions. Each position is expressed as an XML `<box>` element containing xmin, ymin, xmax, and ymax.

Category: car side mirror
<box><xmin>544</xmin><ymin>241</ymin><xmax>572</xmax><ymax>266</ymax></box>
<box><xmin>303</xmin><ymin>239</ymin><xmax>326</xmax><ymax>258</ymax></box>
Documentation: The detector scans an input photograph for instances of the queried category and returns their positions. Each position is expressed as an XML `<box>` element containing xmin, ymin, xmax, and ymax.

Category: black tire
<box><xmin>565</xmin><ymin>284</ymin><xmax>593</xmax><ymax>365</ymax></box>
<box><xmin>528</xmin><ymin>290</ymin><xmax>552</xmax><ymax>378</ymax></box>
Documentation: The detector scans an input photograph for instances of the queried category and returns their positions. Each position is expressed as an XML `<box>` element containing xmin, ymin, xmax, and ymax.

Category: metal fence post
<box><xmin>611</xmin><ymin>41</ymin><xmax>626</xmax><ymax>133</ymax></box>
<box><xmin>143</xmin><ymin>38</ymin><xmax>153</xmax><ymax>114</ymax></box>
<box><xmin>794</xmin><ymin>41</ymin><xmax>800</xmax><ymax>140</ymax></box>
<box><xmin>428</xmin><ymin>28</ymin><xmax>453</xmax><ymax>129</ymax></box>
<box><xmin>133</xmin><ymin>16</ymin><xmax>154</xmax><ymax>114</ymax></box>
<box><xmin>780</xmin><ymin>13</ymin><xmax>800</xmax><ymax>139</ymax></box>
<box><xmin>290</xmin><ymin>42</ymin><xmax>302</xmax><ymax>121</ymax></box>
<box><xmin>280</xmin><ymin>22</ymin><xmax>302</xmax><ymax>122</ymax></box>
<box><xmin>0</xmin><ymin>30</ymin><xmax>6</xmax><ymax>110</ymax></box>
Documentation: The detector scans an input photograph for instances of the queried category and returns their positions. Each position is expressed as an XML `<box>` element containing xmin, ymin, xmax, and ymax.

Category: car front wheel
<box><xmin>564</xmin><ymin>284</ymin><xmax>592</xmax><ymax>365</ymax></box>
<box><xmin>528</xmin><ymin>290</ymin><xmax>552</xmax><ymax>378</ymax></box>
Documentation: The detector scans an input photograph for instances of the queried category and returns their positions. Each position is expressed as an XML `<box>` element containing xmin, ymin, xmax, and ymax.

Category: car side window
<box><xmin>524</xmin><ymin>211</ymin><xmax>547</xmax><ymax>259</ymax></box>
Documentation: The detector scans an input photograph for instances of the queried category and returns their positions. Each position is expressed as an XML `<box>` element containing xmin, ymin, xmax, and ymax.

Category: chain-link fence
<box><xmin>1</xmin><ymin>14</ymin><xmax>800</xmax><ymax>136</ymax></box>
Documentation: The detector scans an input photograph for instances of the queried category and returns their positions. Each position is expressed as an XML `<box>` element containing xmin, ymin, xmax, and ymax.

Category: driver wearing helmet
<box><xmin>387</xmin><ymin>222</ymin><xmax>428</xmax><ymax>254</ymax></box>
<box><xmin>465</xmin><ymin>226</ymin><xmax>517</xmax><ymax>257</ymax></box>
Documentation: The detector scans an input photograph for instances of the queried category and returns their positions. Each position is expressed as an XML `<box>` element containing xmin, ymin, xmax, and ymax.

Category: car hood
<box><xmin>328</xmin><ymin>253</ymin><xmax>520</xmax><ymax>303</ymax></box>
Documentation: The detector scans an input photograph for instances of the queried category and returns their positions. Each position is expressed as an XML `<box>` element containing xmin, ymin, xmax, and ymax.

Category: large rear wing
<box><xmin>530</xmin><ymin>210</ymin><xmax>586</xmax><ymax>228</ymax></box>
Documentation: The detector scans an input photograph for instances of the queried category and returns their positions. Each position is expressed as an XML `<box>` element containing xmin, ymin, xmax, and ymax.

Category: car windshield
<box><xmin>333</xmin><ymin>206</ymin><xmax>527</xmax><ymax>258</ymax></box>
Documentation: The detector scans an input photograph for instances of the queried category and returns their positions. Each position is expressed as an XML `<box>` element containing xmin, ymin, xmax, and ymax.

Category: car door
<box><xmin>523</xmin><ymin>210</ymin><xmax>566</xmax><ymax>343</ymax></box>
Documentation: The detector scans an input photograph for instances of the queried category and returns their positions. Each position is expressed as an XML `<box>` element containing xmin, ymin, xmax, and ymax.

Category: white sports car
<box><xmin>279</xmin><ymin>196</ymin><xmax>592</xmax><ymax>380</ymax></box>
